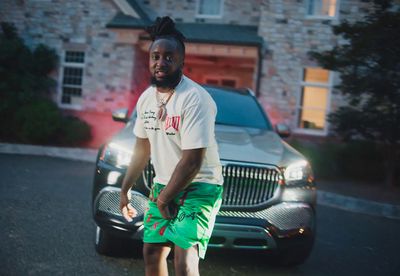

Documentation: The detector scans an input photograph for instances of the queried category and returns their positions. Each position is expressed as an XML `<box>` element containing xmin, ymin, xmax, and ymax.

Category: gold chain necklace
<box><xmin>156</xmin><ymin>89</ymin><xmax>174</xmax><ymax>121</ymax></box>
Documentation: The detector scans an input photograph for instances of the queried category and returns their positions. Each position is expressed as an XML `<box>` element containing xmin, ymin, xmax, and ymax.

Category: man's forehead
<box><xmin>150</xmin><ymin>38</ymin><xmax>180</xmax><ymax>53</ymax></box>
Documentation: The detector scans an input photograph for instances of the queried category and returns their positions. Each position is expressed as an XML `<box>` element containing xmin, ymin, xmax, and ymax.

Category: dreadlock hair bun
<box><xmin>146</xmin><ymin>16</ymin><xmax>186</xmax><ymax>53</ymax></box>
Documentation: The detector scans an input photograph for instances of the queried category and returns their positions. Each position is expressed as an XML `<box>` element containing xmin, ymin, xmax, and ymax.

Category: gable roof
<box><xmin>107</xmin><ymin>0</ymin><xmax>263</xmax><ymax>48</ymax></box>
<box><xmin>107</xmin><ymin>14</ymin><xmax>263</xmax><ymax>47</ymax></box>
<box><xmin>125</xmin><ymin>0</ymin><xmax>151</xmax><ymax>21</ymax></box>
<box><xmin>176</xmin><ymin>23</ymin><xmax>263</xmax><ymax>47</ymax></box>
<box><xmin>106</xmin><ymin>12</ymin><xmax>151</xmax><ymax>29</ymax></box>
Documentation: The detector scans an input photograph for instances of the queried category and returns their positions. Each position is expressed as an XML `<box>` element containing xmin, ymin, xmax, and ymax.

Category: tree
<box><xmin>0</xmin><ymin>22</ymin><xmax>59</xmax><ymax>140</ymax></box>
<box><xmin>0</xmin><ymin>22</ymin><xmax>91</xmax><ymax>146</ymax></box>
<box><xmin>309</xmin><ymin>0</ymin><xmax>400</xmax><ymax>186</ymax></box>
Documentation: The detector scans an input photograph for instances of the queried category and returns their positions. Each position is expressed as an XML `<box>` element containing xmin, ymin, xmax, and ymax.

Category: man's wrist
<box><xmin>121</xmin><ymin>184</ymin><xmax>133</xmax><ymax>194</ymax></box>
<box><xmin>157</xmin><ymin>191</ymin><xmax>172</xmax><ymax>206</ymax></box>
<box><xmin>157</xmin><ymin>196</ymin><xmax>168</xmax><ymax>206</ymax></box>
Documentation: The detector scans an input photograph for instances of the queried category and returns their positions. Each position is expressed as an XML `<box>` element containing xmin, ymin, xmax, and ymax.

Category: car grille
<box><xmin>218</xmin><ymin>203</ymin><xmax>314</xmax><ymax>231</ymax></box>
<box><xmin>222</xmin><ymin>164</ymin><xmax>281</xmax><ymax>207</ymax></box>
<box><xmin>96</xmin><ymin>189</ymin><xmax>148</xmax><ymax>217</ymax></box>
<box><xmin>143</xmin><ymin>162</ymin><xmax>281</xmax><ymax>208</ymax></box>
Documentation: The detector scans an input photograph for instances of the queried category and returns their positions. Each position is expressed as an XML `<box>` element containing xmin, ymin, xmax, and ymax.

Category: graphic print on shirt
<box><xmin>165</xmin><ymin>115</ymin><xmax>181</xmax><ymax>136</ymax></box>
<box><xmin>141</xmin><ymin>109</ymin><xmax>160</xmax><ymax>132</ymax></box>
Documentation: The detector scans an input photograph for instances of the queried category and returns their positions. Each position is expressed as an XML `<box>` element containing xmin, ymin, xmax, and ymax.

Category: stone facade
<box><xmin>0</xmin><ymin>0</ymin><xmax>137</xmax><ymax>114</ymax></box>
<box><xmin>137</xmin><ymin>0</ymin><xmax>261</xmax><ymax>25</ymax></box>
<box><xmin>1</xmin><ymin>0</ymin><xmax>378</xmax><ymax>146</ymax></box>
<box><xmin>0</xmin><ymin>0</ymin><xmax>140</xmax><ymax>146</ymax></box>
<box><xmin>138</xmin><ymin>0</ymin><xmax>374</xmax><ymax>133</ymax></box>
<box><xmin>257</xmin><ymin>0</ymin><xmax>372</xmax><ymax>133</ymax></box>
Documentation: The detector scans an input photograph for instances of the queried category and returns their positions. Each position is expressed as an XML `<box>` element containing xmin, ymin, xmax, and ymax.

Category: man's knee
<box><xmin>143</xmin><ymin>243</ymin><xmax>171</xmax><ymax>265</ymax></box>
<box><xmin>175</xmin><ymin>260</ymin><xmax>199</xmax><ymax>276</ymax></box>
<box><xmin>174</xmin><ymin>245</ymin><xmax>200</xmax><ymax>276</ymax></box>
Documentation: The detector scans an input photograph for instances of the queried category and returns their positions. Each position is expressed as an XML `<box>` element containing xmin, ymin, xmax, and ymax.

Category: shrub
<box><xmin>289</xmin><ymin>139</ymin><xmax>385</xmax><ymax>182</ymax></box>
<box><xmin>57</xmin><ymin>116</ymin><xmax>92</xmax><ymax>146</ymax></box>
<box><xmin>10</xmin><ymin>99</ymin><xmax>91</xmax><ymax>147</ymax></box>
<box><xmin>14</xmin><ymin>100</ymin><xmax>62</xmax><ymax>144</ymax></box>
<box><xmin>0</xmin><ymin>22</ymin><xmax>92</xmax><ymax>147</ymax></box>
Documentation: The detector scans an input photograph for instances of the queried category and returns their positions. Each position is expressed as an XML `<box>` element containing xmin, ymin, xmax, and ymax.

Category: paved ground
<box><xmin>1</xmin><ymin>154</ymin><xmax>399</xmax><ymax>276</ymax></box>
<box><xmin>1</xmin><ymin>142</ymin><xmax>399</xmax><ymax>220</ymax></box>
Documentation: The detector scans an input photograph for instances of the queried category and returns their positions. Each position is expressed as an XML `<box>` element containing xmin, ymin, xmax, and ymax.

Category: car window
<box><xmin>205</xmin><ymin>86</ymin><xmax>272</xmax><ymax>130</ymax></box>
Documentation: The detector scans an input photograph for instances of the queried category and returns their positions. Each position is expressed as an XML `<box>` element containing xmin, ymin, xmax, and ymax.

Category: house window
<box><xmin>297</xmin><ymin>68</ymin><xmax>331</xmax><ymax>133</ymax></box>
<box><xmin>204</xmin><ymin>76</ymin><xmax>237</xmax><ymax>88</ymax></box>
<box><xmin>60</xmin><ymin>51</ymin><xmax>85</xmax><ymax>107</ymax></box>
<box><xmin>306</xmin><ymin>0</ymin><xmax>339</xmax><ymax>18</ymax></box>
<box><xmin>196</xmin><ymin>0</ymin><xmax>223</xmax><ymax>18</ymax></box>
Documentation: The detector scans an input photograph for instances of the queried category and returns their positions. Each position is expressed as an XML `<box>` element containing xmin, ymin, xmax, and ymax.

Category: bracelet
<box><xmin>157</xmin><ymin>196</ymin><xmax>168</xmax><ymax>205</ymax></box>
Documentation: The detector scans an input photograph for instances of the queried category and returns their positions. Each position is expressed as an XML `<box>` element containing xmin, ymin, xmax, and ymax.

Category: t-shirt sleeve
<box><xmin>133</xmin><ymin>98</ymin><xmax>148</xmax><ymax>139</ymax></box>
<box><xmin>180</xmin><ymin>95</ymin><xmax>216</xmax><ymax>150</ymax></box>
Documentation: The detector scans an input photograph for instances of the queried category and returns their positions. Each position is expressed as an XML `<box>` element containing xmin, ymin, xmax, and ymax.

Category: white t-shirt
<box><xmin>133</xmin><ymin>75</ymin><xmax>223</xmax><ymax>186</ymax></box>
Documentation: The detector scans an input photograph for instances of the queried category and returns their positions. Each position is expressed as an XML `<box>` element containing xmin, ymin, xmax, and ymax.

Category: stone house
<box><xmin>0</xmin><ymin>0</ymin><xmax>373</xmax><ymax>147</ymax></box>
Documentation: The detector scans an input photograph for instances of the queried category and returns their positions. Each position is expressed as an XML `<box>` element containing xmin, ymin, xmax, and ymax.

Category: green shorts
<box><xmin>143</xmin><ymin>182</ymin><xmax>223</xmax><ymax>259</ymax></box>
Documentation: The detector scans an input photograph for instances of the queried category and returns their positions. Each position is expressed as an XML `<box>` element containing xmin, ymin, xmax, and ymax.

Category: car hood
<box><xmin>214</xmin><ymin>125</ymin><xmax>302</xmax><ymax>167</ymax></box>
<box><xmin>110</xmin><ymin>122</ymin><xmax>304</xmax><ymax>168</ymax></box>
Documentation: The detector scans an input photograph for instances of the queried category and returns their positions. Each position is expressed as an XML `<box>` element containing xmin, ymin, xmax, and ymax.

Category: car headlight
<box><xmin>100</xmin><ymin>142</ymin><xmax>132</xmax><ymax>168</ymax></box>
<box><xmin>283</xmin><ymin>160</ymin><xmax>314</xmax><ymax>184</ymax></box>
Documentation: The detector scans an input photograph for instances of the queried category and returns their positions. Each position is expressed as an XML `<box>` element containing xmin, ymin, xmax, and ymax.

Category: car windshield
<box><xmin>130</xmin><ymin>86</ymin><xmax>273</xmax><ymax>130</ymax></box>
<box><xmin>205</xmin><ymin>86</ymin><xmax>272</xmax><ymax>130</ymax></box>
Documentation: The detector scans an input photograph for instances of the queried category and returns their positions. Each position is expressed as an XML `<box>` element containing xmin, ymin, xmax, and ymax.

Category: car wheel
<box><xmin>95</xmin><ymin>226</ymin><xmax>121</xmax><ymax>256</ymax></box>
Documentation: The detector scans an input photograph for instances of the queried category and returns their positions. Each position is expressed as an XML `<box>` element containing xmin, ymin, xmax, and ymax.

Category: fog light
<box><xmin>107</xmin><ymin>171</ymin><xmax>121</xmax><ymax>185</ymax></box>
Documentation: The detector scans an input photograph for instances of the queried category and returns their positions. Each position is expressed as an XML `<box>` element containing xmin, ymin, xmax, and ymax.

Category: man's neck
<box><xmin>157</xmin><ymin>87</ymin><xmax>173</xmax><ymax>93</ymax></box>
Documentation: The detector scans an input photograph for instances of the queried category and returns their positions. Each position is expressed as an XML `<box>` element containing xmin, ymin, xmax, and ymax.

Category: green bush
<box><xmin>57</xmin><ymin>116</ymin><xmax>92</xmax><ymax>146</ymax></box>
<box><xmin>10</xmin><ymin>99</ymin><xmax>91</xmax><ymax>146</ymax></box>
<box><xmin>289</xmin><ymin>139</ymin><xmax>385</xmax><ymax>182</ymax></box>
<box><xmin>14</xmin><ymin>100</ymin><xmax>62</xmax><ymax>144</ymax></box>
<box><xmin>0</xmin><ymin>22</ymin><xmax>92</xmax><ymax>147</ymax></box>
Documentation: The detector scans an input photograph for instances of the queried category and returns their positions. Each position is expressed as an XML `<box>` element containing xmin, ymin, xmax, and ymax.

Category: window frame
<box><xmin>294</xmin><ymin>67</ymin><xmax>334</xmax><ymax>136</ymax></box>
<box><xmin>203</xmin><ymin>75</ymin><xmax>239</xmax><ymax>88</ymax></box>
<box><xmin>305</xmin><ymin>0</ymin><xmax>340</xmax><ymax>20</ymax></box>
<box><xmin>195</xmin><ymin>0</ymin><xmax>224</xmax><ymax>19</ymax></box>
<box><xmin>57</xmin><ymin>50</ymin><xmax>86</xmax><ymax>110</ymax></box>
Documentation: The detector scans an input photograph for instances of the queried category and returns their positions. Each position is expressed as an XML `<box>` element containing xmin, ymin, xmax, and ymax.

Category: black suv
<box><xmin>92</xmin><ymin>85</ymin><xmax>316</xmax><ymax>266</ymax></box>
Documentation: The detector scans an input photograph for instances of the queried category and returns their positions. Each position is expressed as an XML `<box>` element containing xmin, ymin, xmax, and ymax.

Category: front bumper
<box><xmin>210</xmin><ymin>202</ymin><xmax>315</xmax><ymax>250</ymax></box>
<box><xmin>93</xmin><ymin>186</ymin><xmax>316</xmax><ymax>250</ymax></box>
<box><xmin>93</xmin><ymin>187</ymin><xmax>148</xmax><ymax>239</ymax></box>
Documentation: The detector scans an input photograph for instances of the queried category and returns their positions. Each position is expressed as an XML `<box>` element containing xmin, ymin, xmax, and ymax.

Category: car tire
<box><xmin>95</xmin><ymin>226</ymin><xmax>121</xmax><ymax>256</ymax></box>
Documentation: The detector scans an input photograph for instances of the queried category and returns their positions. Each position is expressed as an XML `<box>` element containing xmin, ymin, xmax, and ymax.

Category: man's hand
<box><xmin>155</xmin><ymin>195</ymin><xmax>177</xmax><ymax>220</ymax></box>
<box><xmin>120</xmin><ymin>192</ymin><xmax>137</xmax><ymax>222</ymax></box>
<box><xmin>119</xmin><ymin>137</ymin><xmax>150</xmax><ymax>222</ymax></box>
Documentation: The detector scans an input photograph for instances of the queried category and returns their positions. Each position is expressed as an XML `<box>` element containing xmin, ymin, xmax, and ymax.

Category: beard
<box><xmin>150</xmin><ymin>69</ymin><xmax>182</xmax><ymax>90</ymax></box>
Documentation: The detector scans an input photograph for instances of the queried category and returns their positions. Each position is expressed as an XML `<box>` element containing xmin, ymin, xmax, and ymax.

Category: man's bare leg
<box><xmin>174</xmin><ymin>245</ymin><xmax>200</xmax><ymax>276</ymax></box>
<box><xmin>143</xmin><ymin>243</ymin><xmax>172</xmax><ymax>276</ymax></box>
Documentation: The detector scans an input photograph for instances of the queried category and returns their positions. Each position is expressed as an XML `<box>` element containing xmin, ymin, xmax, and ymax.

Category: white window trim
<box><xmin>305</xmin><ymin>0</ymin><xmax>340</xmax><ymax>20</ymax></box>
<box><xmin>294</xmin><ymin>68</ymin><xmax>334</xmax><ymax>136</ymax></box>
<box><xmin>195</xmin><ymin>0</ymin><xmax>224</xmax><ymax>19</ymax></box>
<box><xmin>113</xmin><ymin>0</ymin><xmax>140</xmax><ymax>18</ymax></box>
<box><xmin>57</xmin><ymin>50</ymin><xmax>85</xmax><ymax>110</ymax></box>
<box><xmin>203</xmin><ymin>75</ymin><xmax>239</xmax><ymax>88</ymax></box>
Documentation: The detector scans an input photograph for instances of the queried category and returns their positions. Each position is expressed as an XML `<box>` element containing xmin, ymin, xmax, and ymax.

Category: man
<box><xmin>119</xmin><ymin>17</ymin><xmax>223</xmax><ymax>276</ymax></box>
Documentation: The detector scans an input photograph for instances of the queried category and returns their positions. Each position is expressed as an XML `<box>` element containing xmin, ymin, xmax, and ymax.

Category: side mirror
<box><xmin>275</xmin><ymin>123</ymin><xmax>291</xmax><ymax>138</ymax></box>
<box><xmin>112</xmin><ymin>108</ymin><xmax>129</xmax><ymax>123</ymax></box>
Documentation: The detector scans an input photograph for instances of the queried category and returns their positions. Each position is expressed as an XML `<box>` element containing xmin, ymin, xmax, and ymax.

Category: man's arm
<box><xmin>156</xmin><ymin>148</ymin><xmax>205</xmax><ymax>219</ymax></box>
<box><xmin>119</xmin><ymin>137</ymin><xmax>151</xmax><ymax>222</ymax></box>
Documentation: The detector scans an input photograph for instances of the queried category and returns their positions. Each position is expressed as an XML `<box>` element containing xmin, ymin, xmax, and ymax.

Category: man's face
<box><xmin>149</xmin><ymin>38</ymin><xmax>184</xmax><ymax>90</ymax></box>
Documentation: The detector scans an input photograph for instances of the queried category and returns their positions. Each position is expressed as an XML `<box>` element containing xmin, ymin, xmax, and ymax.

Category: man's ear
<box><xmin>179</xmin><ymin>58</ymin><xmax>185</xmax><ymax>68</ymax></box>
